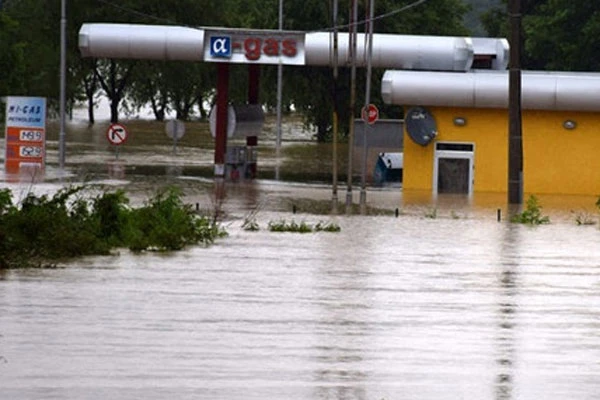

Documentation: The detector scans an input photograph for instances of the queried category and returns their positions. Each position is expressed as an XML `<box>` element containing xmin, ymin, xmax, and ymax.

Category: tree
<box><xmin>2</xmin><ymin>0</ymin><xmax>62</xmax><ymax>113</ymax></box>
<box><xmin>479</xmin><ymin>0</ymin><xmax>600</xmax><ymax>71</ymax></box>
<box><xmin>0</xmin><ymin>13</ymin><xmax>26</xmax><ymax>96</ymax></box>
<box><xmin>525</xmin><ymin>2</ymin><xmax>600</xmax><ymax>71</ymax></box>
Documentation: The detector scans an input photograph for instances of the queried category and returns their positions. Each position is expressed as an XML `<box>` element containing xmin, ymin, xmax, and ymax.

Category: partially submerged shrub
<box><xmin>268</xmin><ymin>219</ymin><xmax>340</xmax><ymax>233</ymax></box>
<box><xmin>573</xmin><ymin>211</ymin><xmax>596</xmax><ymax>226</ymax></box>
<box><xmin>314</xmin><ymin>221</ymin><xmax>341</xmax><ymax>232</ymax></box>
<box><xmin>511</xmin><ymin>195</ymin><xmax>550</xmax><ymax>225</ymax></box>
<box><xmin>125</xmin><ymin>187</ymin><xmax>226</xmax><ymax>252</ymax></box>
<box><xmin>0</xmin><ymin>186</ymin><xmax>226</xmax><ymax>268</ymax></box>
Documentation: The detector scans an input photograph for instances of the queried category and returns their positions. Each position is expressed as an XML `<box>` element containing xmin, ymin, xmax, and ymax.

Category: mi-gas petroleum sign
<box><xmin>205</xmin><ymin>29</ymin><xmax>305</xmax><ymax>65</ymax></box>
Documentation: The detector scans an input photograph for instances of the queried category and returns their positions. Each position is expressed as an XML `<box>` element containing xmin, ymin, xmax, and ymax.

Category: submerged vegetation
<box><xmin>0</xmin><ymin>186</ymin><xmax>225</xmax><ymax>269</ymax></box>
<box><xmin>510</xmin><ymin>195</ymin><xmax>550</xmax><ymax>225</ymax></box>
<box><xmin>268</xmin><ymin>219</ymin><xmax>341</xmax><ymax>233</ymax></box>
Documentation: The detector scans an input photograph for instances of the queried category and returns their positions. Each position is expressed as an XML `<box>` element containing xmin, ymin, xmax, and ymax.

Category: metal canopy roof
<box><xmin>78</xmin><ymin>23</ymin><xmax>505</xmax><ymax>72</ymax></box>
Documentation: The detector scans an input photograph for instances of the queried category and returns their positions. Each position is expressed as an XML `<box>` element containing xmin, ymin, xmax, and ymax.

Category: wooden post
<box><xmin>508</xmin><ymin>0</ymin><xmax>523</xmax><ymax>204</ymax></box>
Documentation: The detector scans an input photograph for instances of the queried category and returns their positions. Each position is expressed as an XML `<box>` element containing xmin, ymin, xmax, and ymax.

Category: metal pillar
<box><xmin>276</xmin><ymin>0</ymin><xmax>284</xmax><ymax>181</ymax></box>
<box><xmin>247</xmin><ymin>64</ymin><xmax>260</xmax><ymax>179</ymax></box>
<box><xmin>214</xmin><ymin>63</ymin><xmax>230</xmax><ymax>177</ymax></box>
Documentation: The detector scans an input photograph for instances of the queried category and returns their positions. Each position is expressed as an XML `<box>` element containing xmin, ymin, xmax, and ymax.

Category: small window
<box><xmin>436</xmin><ymin>143</ymin><xmax>474</xmax><ymax>152</ymax></box>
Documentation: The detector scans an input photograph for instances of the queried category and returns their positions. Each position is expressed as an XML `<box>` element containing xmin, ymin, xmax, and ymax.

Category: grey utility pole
<box><xmin>59</xmin><ymin>0</ymin><xmax>67</xmax><ymax>170</ymax></box>
<box><xmin>331</xmin><ymin>0</ymin><xmax>339</xmax><ymax>214</ymax></box>
<box><xmin>359</xmin><ymin>0</ymin><xmax>375</xmax><ymax>214</ymax></box>
<box><xmin>345</xmin><ymin>0</ymin><xmax>358</xmax><ymax>213</ymax></box>
<box><xmin>276</xmin><ymin>0</ymin><xmax>283</xmax><ymax>179</ymax></box>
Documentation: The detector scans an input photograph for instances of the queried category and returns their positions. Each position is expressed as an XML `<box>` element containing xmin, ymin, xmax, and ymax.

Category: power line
<box><xmin>322</xmin><ymin>0</ymin><xmax>430</xmax><ymax>33</ymax></box>
<box><xmin>92</xmin><ymin>0</ymin><xmax>430</xmax><ymax>33</ymax></box>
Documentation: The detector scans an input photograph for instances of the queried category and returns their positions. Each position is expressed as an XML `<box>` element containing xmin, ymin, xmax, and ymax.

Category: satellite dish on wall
<box><xmin>405</xmin><ymin>106</ymin><xmax>437</xmax><ymax>146</ymax></box>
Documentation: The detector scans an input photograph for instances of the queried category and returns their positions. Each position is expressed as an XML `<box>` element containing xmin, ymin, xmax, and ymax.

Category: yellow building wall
<box><xmin>403</xmin><ymin>106</ymin><xmax>600</xmax><ymax>196</ymax></box>
<box><xmin>523</xmin><ymin>111</ymin><xmax>600</xmax><ymax>195</ymax></box>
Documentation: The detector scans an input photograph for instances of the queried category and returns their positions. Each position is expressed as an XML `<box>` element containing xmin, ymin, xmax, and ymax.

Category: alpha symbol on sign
<box><xmin>106</xmin><ymin>123</ymin><xmax>128</xmax><ymax>145</ymax></box>
<box><xmin>210</xmin><ymin>36</ymin><xmax>232</xmax><ymax>58</ymax></box>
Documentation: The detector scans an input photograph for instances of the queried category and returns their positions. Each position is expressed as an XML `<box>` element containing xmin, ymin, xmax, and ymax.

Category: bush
<box><xmin>267</xmin><ymin>219</ymin><xmax>341</xmax><ymax>233</ymax></box>
<box><xmin>125</xmin><ymin>187</ymin><xmax>226</xmax><ymax>252</ymax></box>
<box><xmin>0</xmin><ymin>186</ymin><xmax>226</xmax><ymax>268</ymax></box>
<box><xmin>511</xmin><ymin>195</ymin><xmax>550</xmax><ymax>225</ymax></box>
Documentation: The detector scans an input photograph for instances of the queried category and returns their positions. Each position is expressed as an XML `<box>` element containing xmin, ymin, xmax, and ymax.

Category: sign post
<box><xmin>165</xmin><ymin>120</ymin><xmax>186</xmax><ymax>155</ymax></box>
<box><xmin>4</xmin><ymin>96</ymin><xmax>47</xmax><ymax>176</ymax></box>
<box><xmin>106</xmin><ymin>123</ymin><xmax>128</xmax><ymax>160</ymax></box>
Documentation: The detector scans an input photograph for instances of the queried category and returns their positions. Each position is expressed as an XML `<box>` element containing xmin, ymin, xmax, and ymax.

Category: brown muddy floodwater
<box><xmin>1</xmin><ymin>119</ymin><xmax>600</xmax><ymax>399</ymax></box>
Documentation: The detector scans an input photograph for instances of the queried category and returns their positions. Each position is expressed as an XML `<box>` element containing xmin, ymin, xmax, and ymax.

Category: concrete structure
<box><xmin>381</xmin><ymin>70</ymin><xmax>600</xmax><ymax>196</ymax></box>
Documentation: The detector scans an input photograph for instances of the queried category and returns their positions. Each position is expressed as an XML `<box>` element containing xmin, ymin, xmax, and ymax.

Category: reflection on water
<box><xmin>496</xmin><ymin>223</ymin><xmax>520</xmax><ymax>400</ymax></box>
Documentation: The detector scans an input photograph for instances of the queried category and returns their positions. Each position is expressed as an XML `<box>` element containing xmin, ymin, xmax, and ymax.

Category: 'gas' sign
<box><xmin>205</xmin><ymin>29</ymin><xmax>305</xmax><ymax>65</ymax></box>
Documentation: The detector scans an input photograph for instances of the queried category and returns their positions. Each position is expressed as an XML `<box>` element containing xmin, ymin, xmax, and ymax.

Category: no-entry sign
<box><xmin>106</xmin><ymin>123</ymin><xmax>128</xmax><ymax>145</ymax></box>
<box><xmin>362</xmin><ymin>104</ymin><xmax>379</xmax><ymax>125</ymax></box>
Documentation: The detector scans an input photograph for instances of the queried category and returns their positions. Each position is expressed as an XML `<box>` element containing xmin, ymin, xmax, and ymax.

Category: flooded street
<box><xmin>2</xmin><ymin>117</ymin><xmax>600</xmax><ymax>399</ymax></box>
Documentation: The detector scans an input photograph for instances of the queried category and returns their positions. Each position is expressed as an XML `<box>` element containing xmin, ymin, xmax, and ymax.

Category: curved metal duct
<box><xmin>79</xmin><ymin>23</ymin><xmax>205</xmax><ymax>61</ymax></box>
<box><xmin>381</xmin><ymin>70</ymin><xmax>600</xmax><ymax>111</ymax></box>
<box><xmin>471</xmin><ymin>38</ymin><xmax>509</xmax><ymax>70</ymax></box>
<box><xmin>78</xmin><ymin>23</ymin><xmax>474</xmax><ymax>71</ymax></box>
<box><xmin>304</xmin><ymin>32</ymin><xmax>473</xmax><ymax>71</ymax></box>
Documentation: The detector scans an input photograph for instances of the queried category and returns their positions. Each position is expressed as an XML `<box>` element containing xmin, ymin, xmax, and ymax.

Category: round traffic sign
<box><xmin>106</xmin><ymin>123</ymin><xmax>128</xmax><ymax>145</ymax></box>
<box><xmin>165</xmin><ymin>120</ymin><xmax>186</xmax><ymax>140</ymax></box>
<box><xmin>362</xmin><ymin>104</ymin><xmax>379</xmax><ymax>125</ymax></box>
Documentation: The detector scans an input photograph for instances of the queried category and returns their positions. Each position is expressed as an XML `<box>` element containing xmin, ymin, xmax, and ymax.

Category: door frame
<box><xmin>432</xmin><ymin>142</ymin><xmax>475</xmax><ymax>195</ymax></box>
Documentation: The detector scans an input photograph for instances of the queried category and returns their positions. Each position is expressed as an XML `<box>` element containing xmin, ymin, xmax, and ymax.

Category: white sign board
<box><xmin>106</xmin><ymin>123</ymin><xmax>128</xmax><ymax>145</ymax></box>
<box><xmin>204</xmin><ymin>29</ymin><xmax>305</xmax><ymax>65</ymax></box>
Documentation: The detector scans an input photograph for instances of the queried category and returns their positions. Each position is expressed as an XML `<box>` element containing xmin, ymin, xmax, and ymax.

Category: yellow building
<box><xmin>381</xmin><ymin>70</ymin><xmax>600</xmax><ymax>196</ymax></box>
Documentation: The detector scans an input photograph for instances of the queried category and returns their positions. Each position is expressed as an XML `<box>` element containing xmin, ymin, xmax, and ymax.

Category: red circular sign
<box><xmin>106</xmin><ymin>123</ymin><xmax>128</xmax><ymax>145</ymax></box>
<box><xmin>362</xmin><ymin>104</ymin><xmax>379</xmax><ymax>125</ymax></box>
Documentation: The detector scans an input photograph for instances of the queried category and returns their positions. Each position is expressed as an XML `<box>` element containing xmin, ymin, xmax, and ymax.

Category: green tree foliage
<box><xmin>1</xmin><ymin>0</ymin><xmax>61</xmax><ymax>107</ymax></box>
<box><xmin>0</xmin><ymin>13</ymin><xmax>27</xmax><ymax>97</ymax></box>
<box><xmin>525</xmin><ymin>1</ymin><xmax>600</xmax><ymax>71</ymax></box>
<box><xmin>481</xmin><ymin>1</ymin><xmax>599</xmax><ymax>71</ymax></box>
